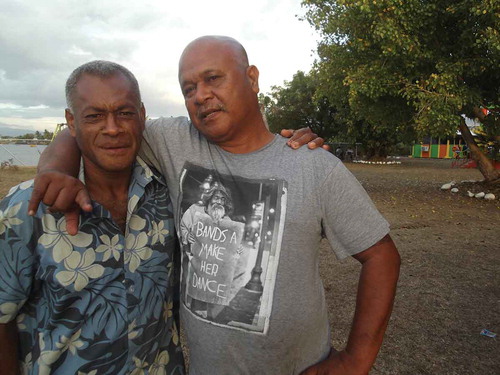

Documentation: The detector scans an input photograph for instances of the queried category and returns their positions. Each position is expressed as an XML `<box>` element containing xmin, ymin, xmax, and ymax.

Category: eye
<box><xmin>183</xmin><ymin>85</ymin><xmax>195</xmax><ymax>98</ymax></box>
<box><xmin>119</xmin><ymin>111</ymin><xmax>135</xmax><ymax>117</ymax></box>
<box><xmin>84</xmin><ymin>113</ymin><xmax>102</xmax><ymax>120</ymax></box>
<box><xmin>207</xmin><ymin>75</ymin><xmax>220</xmax><ymax>82</ymax></box>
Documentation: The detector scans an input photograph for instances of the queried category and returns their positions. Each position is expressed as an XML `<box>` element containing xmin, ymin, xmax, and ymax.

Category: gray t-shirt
<box><xmin>141</xmin><ymin>116</ymin><xmax>390</xmax><ymax>375</ymax></box>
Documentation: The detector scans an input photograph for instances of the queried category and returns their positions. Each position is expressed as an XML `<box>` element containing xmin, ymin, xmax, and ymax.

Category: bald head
<box><xmin>179</xmin><ymin>35</ymin><xmax>249</xmax><ymax>76</ymax></box>
<box><xmin>178</xmin><ymin>35</ymin><xmax>271</xmax><ymax>152</ymax></box>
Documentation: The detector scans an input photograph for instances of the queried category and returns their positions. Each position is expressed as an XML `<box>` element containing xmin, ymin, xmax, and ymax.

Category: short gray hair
<box><xmin>65</xmin><ymin>60</ymin><xmax>141</xmax><ymax>112</ymax></box>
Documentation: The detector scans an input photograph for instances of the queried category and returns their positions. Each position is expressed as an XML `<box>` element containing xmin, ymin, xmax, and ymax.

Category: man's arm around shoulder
<box><xmin>28</xmin><ymin>128</ymin><xmax>91</xmax><ymax>235</ymax></box>
<box><xmin>301</xmin><ymin>234</ymin><xmax>400</xmax><ymax>375</ymax></box>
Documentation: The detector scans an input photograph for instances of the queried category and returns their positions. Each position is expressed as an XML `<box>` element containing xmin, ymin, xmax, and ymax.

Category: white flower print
<box><xmin>0</xmin><ymin>202</ymin><xmax>23</xmax><ymax>235</ymax></box>
<box><xmin>55</xmin><ymin>249</ymin><xmax>105</xmax><ymax>291</ymax></box>
<box><xmin>6</xmin><ymin>179</ymin><xmax>34</xmax><ymax>197</ymax></box>
<box><xmin>38</xmin><ymin>332</ymin><xmax>62</xmax><ymax>375</ymax></box>
<box><xmin>128</xmin><ymin>195</ymin><xmax>146</xmax><ymax>230</ymax></box>
<box><xmin>16</xmin><ymin>313</ymin><xmax>27</xmax><ymax>330</ymax></box>
<box><xmin>20</xmin><ymin>352</ymin><xmax>33</xmax><ymax>375</ymax></box>
<box><xmin>55</xmin><ymin>329</ymin><xmax>84</xmax><ymax>355</ymax></box>
<box><xmin>148</xmin><ymin>350</ymin><xmax>170</xmax><ymax>375</ymax></box>
<box><xmin>148</xmin><ymin>221</ymin><xmax>169</xmax><ymax>245</ymax></box>
<box><xmin>38</xmin><ymin>215</ymin><xmax>93</xmax><ymax>263</ymax></box>
<box><xmin>125</xmin><ymin>232</ymin><xmax>152</xmax><ymax>273</ymax></box>
<box><xmin>0</xmin><ymin>301</ymin><xmax>21</xmax><ymax>323</ymax></box>
<box><xmin>95</xmin><ymin>234</ymin><xmax>123</xmax><ymax>261</ymax></box>
<box><xmin>162</xmin><ymin>300</ymin><xmax>173</xmax><ymax>322</ymax></box>
<box><xmin>128</xmin><ymin>319</ymin><xmax>140</xmax><ymax>340</ymax></box>
<box><xmin>136</xmin><ymin>158</ymin><xmax>153</xmax><ymax>179</ymax></box>
<box><xmin>131</xmin><ymin>356</ymin><xmax>149</xmax><ymax>375</ymax></box>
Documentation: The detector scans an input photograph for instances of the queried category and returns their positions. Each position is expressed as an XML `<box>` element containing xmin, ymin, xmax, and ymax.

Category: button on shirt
<box><xmin>0</xmin><ymin>158</ymin><xmax>185</xmax><ymax>375</ymax></box>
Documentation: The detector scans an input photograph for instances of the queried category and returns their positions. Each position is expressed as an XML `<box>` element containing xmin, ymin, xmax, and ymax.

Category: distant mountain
<box><xmin>0</xmin><ymin>125</ymin><xmax>36</xmax><ymax>137</ymax></box>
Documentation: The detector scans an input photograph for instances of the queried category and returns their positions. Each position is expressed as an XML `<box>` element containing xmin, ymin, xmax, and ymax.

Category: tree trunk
<box><xmin>459</xmin><ymin>118</ymin><xmax>500</xmax><ymax>183</ymax></box>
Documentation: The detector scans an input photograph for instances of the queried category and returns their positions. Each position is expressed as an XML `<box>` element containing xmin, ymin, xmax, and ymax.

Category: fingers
<box><xmin>28</xmin><ymin>176</ymin><xmax>50</xmax><ymax>216</ymax></box>
<box><xmin>289</xmin><ymin>132</ymin><xmax>320</xmax><ymax>149</ymax></box>
<box><xmin>28</xmin><ymin>172</ymin><xmax>92</xmax><ymax>235</ymax></box>
<box><xmin>306</xmin><ymin>137</ymin><xmax>327</xmax><ymax>150</ymax></box>
<box><xmin>280</xmin><ymin>129</ymin><xmax>294</xmax><ymax>138</ymax></box>
<box><xmin>283</xmin><ymin>127</ymin><xmax>329</xmax><ymax>150</ymax></box>
<box><xmin>75</xmin><ymin>189</ymin><xmax>93</xmax><ymax>212</ymax></box>
<box><xmin>65</xmin><ymin>210</ymin><xmax>81</xmax><ymax>236</ymax></box>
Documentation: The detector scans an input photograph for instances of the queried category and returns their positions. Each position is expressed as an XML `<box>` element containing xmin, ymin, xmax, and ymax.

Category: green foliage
<box><xmin>303</xmin><ymin>0</ymin><xmax>500</xmax><ymax>140</ymax></box>
<box><xmin>14</xmin><ymin>129</ymin><xmax>54</xmax><ymax>140</ymax></box>
<box><xmin>260</xmin><ymin>71</ymin><xmax>345</xmax><ymax>140</ymax></box>
<box><xmin>473</xmin><ymin>111</ymin><xmax>500</xmax><ymax>160</ymax></box>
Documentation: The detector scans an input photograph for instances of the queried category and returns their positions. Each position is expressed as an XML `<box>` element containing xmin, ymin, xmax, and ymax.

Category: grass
<box><xmin>0</xmin><ymin>167</ymin><xmax>36</xmax><ymax>198</ymax></box>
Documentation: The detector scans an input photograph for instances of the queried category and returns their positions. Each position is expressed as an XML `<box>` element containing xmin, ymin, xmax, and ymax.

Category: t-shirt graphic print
<box><xmin>178</xmin><ymin>163</ymin><xmax>287</xmax><ymax>334</ymax></box>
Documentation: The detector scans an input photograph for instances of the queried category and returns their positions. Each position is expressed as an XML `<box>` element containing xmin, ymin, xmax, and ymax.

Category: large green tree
<box><xmin>304</xmin><ymin>0</ymin><xmax>500</xmax><ymax>181</ymax></box>
<box><xmin>260</xmin><ymin>71</ymin><xmax>344</xmax><ymax>140</ymax></box>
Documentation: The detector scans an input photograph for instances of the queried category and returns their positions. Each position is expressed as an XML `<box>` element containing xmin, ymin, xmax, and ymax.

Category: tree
<box><xmin>43</xmin><ymin>129</ymin><xmax>54</xmax><ymax>140</ymax></box>
<box><xmin>260</xmin><ymin>71</ymin><xmax>345</xmax><ymax>140</ymax></box>
<box><xmin>304</xmin><ymin>0</ymin><xmax>500</xmax><ymax>182</ymax></box>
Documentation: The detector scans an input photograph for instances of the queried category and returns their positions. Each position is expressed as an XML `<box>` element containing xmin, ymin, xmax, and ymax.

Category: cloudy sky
<box><xmin>0</xmin><ymin>0</ymin><xmax>319</xmax><ymax>133</ymax></box>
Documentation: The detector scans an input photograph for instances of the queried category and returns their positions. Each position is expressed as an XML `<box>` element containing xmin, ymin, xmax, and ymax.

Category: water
<box><xmin>0</xmin><ymin>144</ymin><xmax>47</xmax><ymax>166</ymax></box>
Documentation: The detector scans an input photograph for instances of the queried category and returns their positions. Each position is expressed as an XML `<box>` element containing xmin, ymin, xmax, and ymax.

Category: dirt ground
<box><xmin>1</xmin><ymin>159</ymin><xmax>498</xmax><ymax>374</ymax></box>
<box><xmin>323</xmin><ymin>157</ymin><xmax>499</xmax><ymax>375</ymax></box>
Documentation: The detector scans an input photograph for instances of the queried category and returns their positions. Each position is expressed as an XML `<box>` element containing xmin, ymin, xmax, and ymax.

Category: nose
<box><xmin>194</xmin><ymin>82</ymin><xmax>213</xmax><ymax>104</ymax></box>
<box><xmin>102</xmin><ymin>113</ymin><xmax>122</xmax><ymax>135</ymax></box>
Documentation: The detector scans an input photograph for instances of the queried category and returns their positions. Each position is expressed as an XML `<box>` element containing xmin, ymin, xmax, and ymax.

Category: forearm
<box><xmin>38</xmin><ymin>128</ymin><xmax>81</xmax><ymax>175</ymax></box>
<box><xmin>346</xmin><ymin>236</ymin><xmax>401</xmax><ymax>373</ymax></box>
<box><xmin>0</xmin><ymin>321</ymin><xmax>20</xmax><ymax>375</ymax></box>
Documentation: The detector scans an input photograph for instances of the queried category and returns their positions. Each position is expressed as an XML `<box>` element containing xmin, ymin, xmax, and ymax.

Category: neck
<box><xmin>83</xmin><ymin>161</ymin><xmax>131</xmax><ymax>202</ymax></box>
<box><xmin>83</xmin><ymin>160</ymin><xmax>131</xmax><ymax>233</ymax></box>
<box><xmin>218</xmin><ymin>119</ymin><xmax>274</xmax><ymax>154</ymax></box>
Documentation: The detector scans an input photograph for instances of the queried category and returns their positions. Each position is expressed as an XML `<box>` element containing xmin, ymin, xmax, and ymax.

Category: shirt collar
<box><xmin>79</xmin><ymin>156</ymin><xmax>164</xmax><ymax>218</ymax></box>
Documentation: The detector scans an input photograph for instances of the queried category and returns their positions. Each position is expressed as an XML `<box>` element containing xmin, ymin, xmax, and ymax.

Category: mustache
<box><xmin>197</xmin><ymin>103</ymin><xmax>226</xmax><ymax>119</ymax></box>
<box><xmin>208</xmin><ymin>203</ymin><xmax>226</xmax><ymax>222</ymax></box>
<box><xmin>210</xmin><ymin>203</ymin><xmax>224</xmax><ymax>210</ymax></box>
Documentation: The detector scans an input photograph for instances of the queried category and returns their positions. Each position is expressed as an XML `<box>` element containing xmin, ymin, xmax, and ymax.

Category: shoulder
<box><xmin>274</xmin><ymin>135</ymin><xmax>344</xmax><ymax>181</ymax></box>
<box><xmin>0</xmin><ymin>180</ymin><xmax>41</xmax><ymax>239</ymax></box>
<box><xmin>1</xmin><ymin>180</ymin><xmax>35</xmax><ymax>211</ymax></box>
<box><xmin>144</xmin><ymin>116</ymin><xmax>204</xmax><ymax>148</ymax></box>
<box><xmin>134</xmin><ymin>157</ymin><xmax>166</xmax><ymax>184</ymax></box>
<box><xmin>145</xmin><ymin>116</ymin><xmax>191</xmax><ymax>135</ymax></box>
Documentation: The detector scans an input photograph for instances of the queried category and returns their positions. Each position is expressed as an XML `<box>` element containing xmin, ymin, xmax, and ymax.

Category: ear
<box><xmin>140</xmin><ymin>102</ymin><xmax>146</xmax><ymax>120</ymax></box>
<box><xmin>140</xmin><ymin>102</ymin><xmax>146</xmax><ymax>130</ymax></box>
<box><xmin>246</xmin><ymin>65</ymin><xmax>260</xmax><ymax>94</ymax></box>
<box><xmin>65</xmin><ymin>109</ymin><xmax>77</xmax><ymax>137</ymax></box>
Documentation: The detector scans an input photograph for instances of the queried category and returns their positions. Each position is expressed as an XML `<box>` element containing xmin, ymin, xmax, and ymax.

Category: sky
<box><xmin>0</xmin><ymin>0</ymin><xmax>320</xmax><ymax>133</ymax></box>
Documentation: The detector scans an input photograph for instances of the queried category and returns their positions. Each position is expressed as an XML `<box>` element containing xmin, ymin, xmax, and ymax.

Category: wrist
<box><xmin>333</xmin><ymin>350</ymin><xmax>370</xmax><ymax>375</ymax></box>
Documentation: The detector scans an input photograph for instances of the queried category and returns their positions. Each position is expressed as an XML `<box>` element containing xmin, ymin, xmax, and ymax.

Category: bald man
<box><xmin>138</xmin><ymin>36</ymin><xmax>400</xmax><ymax>375</ymax></box>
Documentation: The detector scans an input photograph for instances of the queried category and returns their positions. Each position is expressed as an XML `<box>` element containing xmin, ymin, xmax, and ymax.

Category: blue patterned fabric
<box><xmin>0</xmin><ymin>158</ymin><xmax>185</xmax><ymax>375</ymax></box>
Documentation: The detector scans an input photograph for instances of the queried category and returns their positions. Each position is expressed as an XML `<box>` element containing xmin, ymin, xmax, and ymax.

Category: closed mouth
<box><xmin>198</xmin><ymin>105</ymin><xmax>225</xmax><ymax>120</ymax></box>
<box><xmin>99</xmin><ymin>144</ymin><xmax>131</xmax><ymax>153</ymax></box>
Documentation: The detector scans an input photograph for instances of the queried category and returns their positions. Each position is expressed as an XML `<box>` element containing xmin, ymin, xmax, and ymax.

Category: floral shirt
<box><xmin>0</xmin><ymin>158</ymin><xmax>185</xmax><ymax>375</ymax></box>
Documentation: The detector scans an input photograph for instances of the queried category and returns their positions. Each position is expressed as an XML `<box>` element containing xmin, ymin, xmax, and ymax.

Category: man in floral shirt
<box><xmin>0</xmin><ymin>61</ymin><xmax>184</xmax><ymax>374</ymax></box>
